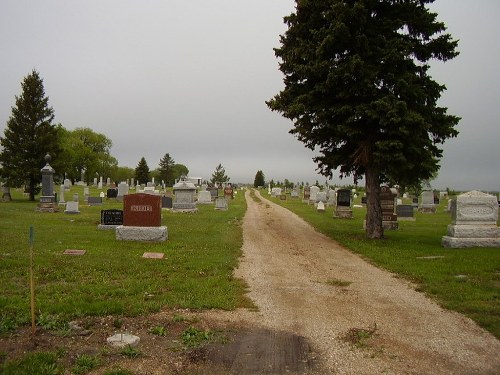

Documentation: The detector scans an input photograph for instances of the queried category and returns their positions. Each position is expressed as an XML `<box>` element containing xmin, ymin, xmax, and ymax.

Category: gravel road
<box><xmin>204</xmin><ymin>189</ymin><xmax>500</xmax><ymax>374</ymax></box>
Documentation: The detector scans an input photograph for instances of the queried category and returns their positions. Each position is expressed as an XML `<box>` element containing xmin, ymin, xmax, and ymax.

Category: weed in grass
<box><xmin>325</xmin><ymin>278</ymin><xmax>352</xmax><ymax>287</ymax></box>
<box><xmin>37</xmin><ymin>312</ymin><xmax>68</xmax><ymax>332</ymax></box>
<box><xmin>181</xmin><ymin>326</ymin><xmax>214</xmax><ymax>348</ymax></box>
<box><xmin>148</xmin><ymin>326</ymin><xmax>168</xmax><ymax>336</ymax></box>
<box><xmin>343</xmin><ymin>324</ymin><xmax>378</xmax><ymax>349</ymax></box>
<box><xmin>172</xmin><ymin>313</ymin><xmax>186</xmax><ymax>322</ymax></box>
<box><xmin>120</xmin><ymin>345</ymin><xmax>141</xmax><ymax>358</ymax></box>
<box><xmin>113</xmin><ymin>318</ymin><xmax>123</xmax><ymax>329</ymax></box>
<box><xmin>72</xmin><ymin>354</ymin><xmax>100</xmax><ymax>375</ymax></box>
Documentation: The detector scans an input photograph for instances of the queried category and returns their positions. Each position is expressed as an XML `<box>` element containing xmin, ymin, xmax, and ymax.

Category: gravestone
<box><xmin>117</xmin><ymin>182</ymin><xmax>129</xmax><ymax>202</ymax></box>
<box><xmin>73</xmin><ymin>193</ymin><xmax>79</xmax><ymax>202</ymax></box>
<box><xmin>83</xmin><ymin>187</ymin><xmax>90</xmax><ymax>202</ymax></box>
<box><xmin>396</xmin><ymin>205</ymin><xmax>415</xmax><ymax>221</ymax></box>
<box><xmin>116</xmin><ymin>193</ymin><xmax>167</xmax><ymax>242</ymax></box>
<box><xmin>161</xmin><ymin>195</ymin><xmax>173</xmax><ymax>209</ymax></box>
<box><xmin>93</xmin><ymin>177</ymin><xmax>98</xmax><ymax>186</ymax></box>
<box><xmin>197</xmin><ymin>190</ymin><xmax>212</xmax><ymax>204</ymax></box>
<box><xmin>107</xmin><ymin>188</ymin><xmax>118</xmax><ymax>199</ymax></box>
<box><xmin>412</xmin><ymin>197</ymin><xmax>419</xmax><ymax>208</ymax></box>
<box><xmin>172</xmin><ymin>179</ymin><xmax>197</xmax><ymax>212</ymax></box>
<box><xmin>271</xmin><ymin>187</ymin><xmax>282</xmax><ymax>197</ymax></box>
<box><xmin>99</xmin><ymin>191</ymin><xmax>105</xmax><ymax>198</ymax></box>
<box><xmin>224</xmin><ymin>185</ymin><xmax>234</xmax><ymax>200</ymax></box>
<box><xmin>88</xmin><ymin>197</ymin><xmax>103</xmax><ymax>206</ymax></box>
<box><xmin>303</xmin><ymin>186</ymin><xmax>310</xmax><ymax>202</ymax></box>
<box><xmin>106</xmin><ymin>177</ymin><xmax>111</xmax><ymax>186</ymax></box>
<box><xmin>291</xmin><ymin>188</ymin><xmax>299</xmax><ymax>198</ymax></box>
<box><xmin>37</xmin><ymin>153</ymin><xmax>58</xmax><ymax>212</ymax></box>
<box><xmin>64</xmin><ymin>201</ymin><xmax>80</xmax><ymax>214</ymax></box>
<box><xmin>64</xmin><ymin>178</ymin><xmax>71</xmax><ymax>191</ymax></box>
<box><xmin>317</xmin><ymin>201</ymin><xmax>325</xmax><ymax>212</ymax></box>
<box><xmin>361</xmin><ymin>196</ymin><xmax>367</xmax><ymax>205</ymax></box>
<box><xmin>208</xmin><ymin>187</ymin><xmax>219</xmax><ymax>200</ymax></box>
<box><xmin>1</xmin><ymin>186</ymin><xmax>12</xmax><ymax>202</ymax></box>
<box><xmin>309</xmin><ymin>186</ymin><xmax>320</xmax><ymax>203</ymax></box>
<box><xmin>380</xmin><ymin>186</ymin><xmax>398</xmax><ymax>229</ymax></box>
<box><xmin>58</xmin><ymin>184</ymin><xmax>66</xmax><ymax>205</ymax></box>
<box><xmin>215</xmin><ymin>196</ymin><xmax>228</xmax><ymax>211</ymax></box>
<box><xmin>98</xmin><ymin>209</ymin><xmax>123</xmax><ymax>230</ymax></box>
<box><xmin>442</xmin><ymin>191</ymin><xmax>500</xmax><ymax>248</ymax></box>
<box><xmin>280</xmin><ymin>194</ymin><xmax>287</xmax><ymax>201</ymax></box>
<box><xmin>98</xmin><ymin>176</ymin><xmax>103</xmax><ymax>189</ymax></box>
<box><xmin>419</xmin><ymin>191</ymin><xmax>436</xmax><ymax>213</ymax></box>
<box><xmin>335</xmin><ymin>189</ymin><xmax>352</xmax><ymax>218</ymax></box>
<box><xmin>316</xmin><ymin>191</ymin><xmax>327</xmax><ymax>204</ymax></box>
<box><xmin>327</xmin><ymin>189</ymin><xmax>336</xmax><ymax>205</ymax></box>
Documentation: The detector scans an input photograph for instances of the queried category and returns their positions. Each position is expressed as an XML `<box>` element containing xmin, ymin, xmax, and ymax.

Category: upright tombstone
<box><xmin>172</xmin><ymin>179</ymin><xmax>197</xmax><ymax>212</ymax></box>
<box><xmin>224</xmin><ymin>185</ymin><xmax>234</xmax><ymax>200</ymax></box>
<box><xmin>309</xmin><ymin>186</ymin><xmax>320</xmax><ymax>204</ymax></box>
<box><xmin>207</xmin><ymin>186</ymin><xmax>219</xmax><ymax>201</ymax></box>
<box><xmin>316</xmin><ymin>191</ymin><xmax>328</xmax><ymax>204</ymax></box>
<box><xmin>63</xmin><ymin>178</ymin><xmax>71</xmax><ymax>191</ymax></box>
<box><xmin>107</xmin><ymin>188</ymin><xmax>118</xmax><ymax>199</ymax></box>
<box><xmin>380</xmin><ymin>186</ymin><xmax>398</xmax><ymax>230</ymax></box>
<box><xmin>442</xmin><ymin>191</ymin><xmax>500</xmax><ymax>248</ymax></box>
<box><xmin>396</xmin><ymin>205</ymin><xmax>415</xmax><ymax>221</ymax></box>
<box><xmin>161</xmin><ymin>195</ymin><xmax>173</xmax><ymax>209</ymax></box>
<box><xmin>303</xmin><ymin>186</ymin><xmax>311</xmax><ymax>202</ymax></box>
<box><xmin>317</xmin><ymin>201</ymin><xmax>326</xmax><ymax>212</ymax></box>
<box><xmin>1</xmin><ymin>185</ymin><xmax>12</xmax><ymax>202</ymax></box>
<box><xmin>88</xmin><ymin>196</ymin><xmax>103</xmax><ymax>206</ymax></box>
<box><xmin>197</xmin><ymin>190</ymin><xmax>212</xmax><ymax>204</ymax></box>
<box><xmin>116</xmin><ymin>193</ymin><xmax>167</xmax><ymax>242</ymax></box>
<box><xmin>334</xmin><ymin>189</ymin><xmax>352</xmax><ymax>218</ymax></box>
<box><xmin>116</xmin><ymin>182</ymin><xmax>129</xmax><ymax>202</ymax></box>
<box><xmin>215</xmin><ymin>196</ymin><xmax>228</xmax><ymax>211</ymax></box>
<box><xmin>37</xmin><ymin>153</ymin><xmax>58</xmax><ymax>212</ymax></box>
<box><xmin>83</xmin><ymin>187</ymin><xmax>90</xmax><ymax>202</ymax></box>
<box><xmin>98</xmin><ymin>176</ymin><xmax>103</xmax><ymax>189</ymax></box>
<box><xmin>58</xmin><ymin>184</ymin><xmax>66</xmax><ymax>205</ymax></box>
<box><xmin>64</xmin><ymin>201</ymin><xmax>80</xmax><ymax>214</ymax></box>
<box><xmin>419</xmin><ymin>191</ymin><xmax>436</xmax><ymax>213</ymax></box>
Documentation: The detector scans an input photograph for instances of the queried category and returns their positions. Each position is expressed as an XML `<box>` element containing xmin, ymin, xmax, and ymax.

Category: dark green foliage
<box><xmin>0</xmin><ymin>70</ymin><xmax>61</xmax><ymax>200</ymax></box>
<box><xmin>267</xmin><ymin>0</ymin><xmax>460</xmax><ymax>238</ymax></box>
<box><xmin>134</xmin><ymin>157</ymin><xmax>150</xmax><ymax>184</ymax></box>
<box><xmin>210</xmin><ymin>163</ymin><xmax>230</xmax><ymax>185</ymax></box>
<box><xmin>253</xmin><ymin>170</ymin><xmax>265</xmax><ymax>188</ymax></box>
<box><xmin>158</xmin><ymin>153</ymin><xmax>175</xmax><ymax>185</ymax></box>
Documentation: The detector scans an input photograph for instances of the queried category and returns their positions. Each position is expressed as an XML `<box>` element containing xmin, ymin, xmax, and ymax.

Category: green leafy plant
<box><xmin>181</xmin><ymin>326</ymin><xmax>214</xmax><ymax>348</ymax></box>
<box><xmin>120</xmin><ymin>345</ymin><xmax>141</xmax><ymax>358</ymax></box>
<box><xmin>148</xmin><ymin>326</ymin><xmax>168</xmax><ymax>336</ymax></box>
<box><xmin>72</xmin><ymin>354</ymin><xmax>100</xmax><ymax>375</ymax></box>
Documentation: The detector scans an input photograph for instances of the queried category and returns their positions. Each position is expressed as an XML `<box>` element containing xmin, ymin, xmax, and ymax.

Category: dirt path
<box><xmin>204</xmin><ymin>190</ymin><xmax>500</xmax><ymax>374</ymax></box>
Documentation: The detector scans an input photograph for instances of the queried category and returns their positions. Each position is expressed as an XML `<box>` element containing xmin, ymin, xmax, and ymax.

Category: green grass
<box><xmin>265</xmin><ymin>189</ymin><xmax>500</xmax><ymax>339</ymax></box>
<box><xmin>0</xmin><ymin>186</ymin><xmax>250</xmax><ymax>334</ymax></box>
<box><xmin>0</xmin><ymin>351</ymin><xmax>63</xmax><ymax>374</ymax></box>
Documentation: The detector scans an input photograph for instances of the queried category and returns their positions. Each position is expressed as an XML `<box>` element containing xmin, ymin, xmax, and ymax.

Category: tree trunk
<box><xmin>365</xmin><ymin>168</ymin><xmax>384</xmax><ymax>239</ymax></box>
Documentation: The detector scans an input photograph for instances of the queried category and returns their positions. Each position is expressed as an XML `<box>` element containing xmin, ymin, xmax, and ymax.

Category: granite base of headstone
<box><xmin>37</xmin><ymin>196</ymin><xmax>59</xmax><ymax>212</ymax></box>
<box><xmin>116</xmin><ymin>226</ymin><xmax>168</xmax><ymax>241</ymax></box>
<box><xmin>335</xmin><ymin>206</ymin><xmax>353</xmax><ymax>219</ymax></box>
<box><xmin>442</xmin><ymin>191</ymin><xmax>500</xmax><ymax>248</ymax></box>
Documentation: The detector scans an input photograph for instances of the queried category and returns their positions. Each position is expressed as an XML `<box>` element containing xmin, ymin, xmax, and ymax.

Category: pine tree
<box><xmin>253</xmin><ymin>170</ymin><xmax>265</xmax><ymax>188</ymax></box>
<box><xmin>158</xmin><ymin>153</ymin><xmax>175</xmax><ymax>186</ymax></box>
<box><xmin>210</xmin><ymin>163</ymin><xmax>230</xmax><ymax>186</ymax></box>
<box><xmin>267</xmin><ymin>0</ymin><xmax>460</xmax><ymax>238</ymax></box>
<box><xmin>135</xmin><ymin>157</ymin><xmax>150</xmax><ymax>185</ymax></box>
<box><xmin>0</xmin><ymin>70</ymin><xmax>60</xmax><ymax>201</ymax></box>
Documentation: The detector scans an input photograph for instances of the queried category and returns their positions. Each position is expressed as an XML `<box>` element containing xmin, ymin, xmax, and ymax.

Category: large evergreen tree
<box><xmin>0</xmin><ymin>70</ymin><xmax>60</xmax><ymax>201</ymax></box>
<box><xmin>210</xmin><ymin>163</ymin><xmax>230</xmax><ymax>186</ymax></box>
<box><xmin>158</xmin><ymin>153</ymin><xmax>175</xmax><ymax>186</ymax></box>
<box><xmin>254</xmin><ymin>170</ymin><xmax>265</xmax><ymax>188</ymax></box>
<box><xmin>267</xmin><ymin>0</ymin><xmax>460</xmax><ymax>238</ymax></box>
<box><xmin>135</xmin><ymin>157</ymin><xmax>150</xmax><ymax>185</ymax></box>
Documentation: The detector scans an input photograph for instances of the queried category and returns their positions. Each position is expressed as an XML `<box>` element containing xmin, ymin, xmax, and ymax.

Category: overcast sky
<box><xmin>1</xmin><ymin>1</ymin><xmax>498</xmax><ymax>191</ymax></box>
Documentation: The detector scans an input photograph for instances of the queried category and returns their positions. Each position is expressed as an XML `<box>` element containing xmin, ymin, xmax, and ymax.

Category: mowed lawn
<box><xmin>266</xmin><ymin>190</ymin><xmax>500</xmax><ymax>340</ymax></box>
<box><xmin>0</xmin><ymin>187</ymin><xmax>251</xmax><ymax>333</ymax></box>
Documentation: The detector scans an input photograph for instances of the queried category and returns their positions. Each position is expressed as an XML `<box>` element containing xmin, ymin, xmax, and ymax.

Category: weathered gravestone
<box><xmin>116</xmin><ymin>193</ymin><xmax>167</xmax><ymax>242</ymax></box>
<box><xmin>58</xmin><ymin>184</ymin><xmax>66</xmax><ymax>205</ymax></box>
<box><xmin>172</xmin><ymin>179</ymin><xmax>197</xmax><ymax>212</ymax></box>
<box><xmin>309</xmin><ymin>186</ymin><xmax>320</xmax><ymax>204</ymax></box>
<box><xmin>1</xmin><ymin>186</ymin><xmax>12</xmax><ymax>202</ymax></box>
<box><xmin>361</xmin><ymin>196</ymin><xmax>367</xmax><ymax>205</ymax></box>
<box><xmin>303</xmin><ymin>186</ymin><xmax>311</xmax><ymax>202</ymax></box>
<box><xmin>88</xmin><ymin>196</ymin><xmax>103</xmax><ymax>206</ymax></box>
<box><xmin>380</xmin><ymin>186</ymin><xmax>398</xmax><ymax>229</ymax></box>
<box><xmin>116</xmin><ymin>182</ymin><xmax>129</xmax><ymax>202</ymax></box>
<box><xmin>316</xmin><ymin>191</ymin><xmax>327</xmax><ymax>204</ymax></box>
<box><xmin>83</xmin><ymin>187</ymin><xmax>90</xmax><ymax>202</ymax></box>
<box><xmin>224</xmin><ymin>185</ymin><xmax>234</xmax><ymax>200</ymax></box>
<box><xmin>197</xmin><ymin>190</ymin><xmax>212</xmax><ymax>204</ymax></box>
<box><xmin>396</xmin><ymin>204</ymin><xmax>415</xmax><ymax>221</ymax></box>
<box><xmin>215</xmin><ymin>196</ymin><xmax>228</xmax><ymax>211</ymax></box>
<box><xmin>335</xmin><ymin>189</ymin><xmax>352</xmax><ymax>218</ymax></box>
<box><xmin>98</xmin><ymin>209</ymin><xmax>123</xmax><ymax>230</ymax></box>
<box><xmin>317</xmin><ymin>201</ymin><xmax>325</xmax><ymax>212</ymax></box>
<box><xmin>442</xmin><ymin>190</ymin><xmax>500</xmax><ymax>248</ymax></box>
<box><xmin>64</xmin><ymin>201</ymin><xmax>80</xmax><ymax>214</ymax></box>
<box><xmin>207</xmin><ymin>187</ymin><xmax>219</xmax><ymax>201</ymax></box>
<box><xmin>419</xmin><ymin>191</ymin><xmax>436</xmax><ymax>213</ymax></box>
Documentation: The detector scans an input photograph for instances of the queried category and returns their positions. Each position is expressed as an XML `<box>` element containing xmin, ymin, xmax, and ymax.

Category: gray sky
<box><xmin>1</xmin><ymin>1</ymin><xmax>499</xmax><ymax>190</ymax></box>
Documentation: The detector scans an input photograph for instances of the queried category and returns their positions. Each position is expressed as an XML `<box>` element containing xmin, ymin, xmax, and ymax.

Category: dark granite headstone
<box><xmin>337</xmin><ymin>189</ymin><xmax>351</xmax><ymax>207</ymax></box>
<box><xmin>107</xmin><ymin>188</ymin><xmax>118</xmax><ymax>198</ymax></box>
<box><xmin>100</xmin><ymin>209</ymin><xmax>124</xmax><ymax>225</ymax></box>
<box><xmin>88</xmin><ymin>197</ymin><xmax>103</xmax><ymax>206</ymax></box>
<box><xmin>361</xmin><ymin>196</ymin><xmax>367</xmax><ymax>205</ymax></box>
<box><xmin>396</xmin><ymin>204</ymin><xmax>414</xmax><ymax>218</ymax></box>
<box><xmin>161</xmin><ymin>196</ymin><xmax>173</xmax><ymax>209</ymax></box>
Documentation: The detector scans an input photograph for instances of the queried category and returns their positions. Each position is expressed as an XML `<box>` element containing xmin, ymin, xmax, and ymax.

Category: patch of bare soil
<box><xmin>2</xmin><ymin>190</ymin><xmax>499</xmax><ymax>374</ymax></box>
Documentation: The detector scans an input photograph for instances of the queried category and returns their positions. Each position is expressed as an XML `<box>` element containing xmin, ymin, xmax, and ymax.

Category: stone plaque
<box><xmin>161</xmin><ymin>196</ymin><xmax>173</xmax><ymax>208</ymax></box>
<box><xmin>107</xmin><ymin>188</ymin><xmax>118</xmax><ymax>198</ymax></box>
<box><xmin>396</xmin><ymin>205</ymin><xmax>414</xmax><ymax>217</ymax></box>
<box><xmin>123</xmin><ymin>193</ymin><xmax>161</xmax><ymax>227</ymax></box>
<box><xmin>88</xmin><ymin>197</ymin><xmax>103</xmax><ymax>206</ymax></box>
<box><xmin>101</xmin><ymin>209</ymin><xmax>124</xmax><ymax>225</ymax></box>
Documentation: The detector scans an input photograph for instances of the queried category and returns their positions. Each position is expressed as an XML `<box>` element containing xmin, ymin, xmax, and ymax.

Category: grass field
<box><xmin>266</xmin><ymin>190</ymin><xmax>500</xmax><ymax>339</ymax></box>
<box><xmin>0</xmin><ymin>187</ymin><xmax>251</xmax><ymax>334</ymax></box>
